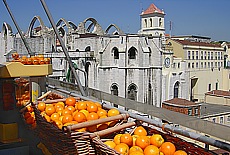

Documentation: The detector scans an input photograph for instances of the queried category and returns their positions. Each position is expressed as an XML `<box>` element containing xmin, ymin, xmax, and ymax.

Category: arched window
<box><xmin>174</xmin><ymin>81</ymin><xmax>180</xmax><ymax>98</ymax></box>
<box><xmin>85</xmin><ymin>46</ymin><xmax>91</xmax><ymax>52</ymax></box>
<box><xmin>85</xmin><ymin>62</ymin><xmax>91</xmax><ymax>80</ymax></box>
<box><xmin>111</xmin><ymin>84</ymin><xmax>119</xmax><ymax>107</ymax></box>
<box><xmin>127</xmin><ymin>83</ymin><xmax>137</xmax><ymax>101</ymax></box>
<box><xmin>144</xmin><ymin>19</ymin><xmax>147</xmax><ymax>28</ymax></box>
<box><xmin>112</xmin><ymin>47</ymin><xmax>119</xmax><ymax>59</ymax></box>
<box><xmin>150</xmin><ymin>18</ymin><xmax>153</xmax><ymax>27</ymax></box>
<box><xmin>128</xmin><ymin>47</ymin><xmax>137</xmax><ymax>59</ymax></box>
<box><xmin>159</xmin><ymin>18</ymin><xmax>162</xmax><ymax>27</ymax></box>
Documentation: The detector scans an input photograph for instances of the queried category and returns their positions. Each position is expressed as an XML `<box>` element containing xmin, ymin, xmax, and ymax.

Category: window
<box><xmin>211</xmin><ymin>52</ymin><xmax>213</xmax><ymax>60</ymax></box>
<box><xmin>208</xmin><ymin>84</ymin><xmax>211</xmax><ymax>91</ymax></box>
<box><xmin>195</xmin><ymin>108</ymin><xmax>199</xmax><ymax>116</ymax></box>
<box><xmin>188</xmin><ymin>51</ymin><xmax>190</xmax><ymax>59</ymax></box>
<box><xmin>213</xmin><ymin>118</ymin><xmax>216</xmax><ymax>123</ymax></box>
<box><xmin>150</xmin><ymin>18</ymin><xmax>153</xmax><ymax>27</ymax></box>
<box><xmin>216</xmin><ymin>82</ymin><xmax>218</xmax><ymax>90</ymax></box>
<box><xmin>208</xmin><ymin>52</ymin><xmax>210</xmax><ymax>60</ymax></box>
<box><xmin>144</xmin><ymin>19</ymin><xmax>147</xmax><ymax>28</ymax></box>
<box><xmin>192</xmin><ymin>63</ymin><xmax>194</xmax><ymax>68</ymax></box>
<box><xmin>201</xmin><ymin>51</ymin><xmax>203</xmax><ymax>60</ymax></box>
<box><xmin>196</xmin><ymin>51</ymin><xmax>198</xmax><ymax>60</ymax></box>
<box><xmin>188</xmin><ymin>108</ymin><xmax>192</xmax><ymax>116</ymax></box>
<box><xmin>227</xmin><ymin>115</ymin><xmax>230</xmax><ymax>122</ymax></box>
<box><xmin>128</xmin><ymin>47</ymin><xmax>137</xmax><ymax>59</ymax></box>
<box><xmin>159</xmin><ymin>18</ymin><xmax>162</xmax><ymax>27</ymax></box>
<box><xmin>192</xmin><ymin>51</ymin><xmax>194</xmax><ymax>59</ymax></box>
<box><xmin>204</xmin><ymin>51</ymin><xmax>207</xmax><ymax>59</ymax></box>
<box><xmin>85</xmin><ymin>46</ymin><xmax>91</xmax><ymax>52</ymax></box>
<box><xmin>220</xmin><ymin>117</ymin><xmax>223</xmax><ymax>124</ymax></box>
<box><xmin>112</xmin><ymin>47</ymin><xmax>119</xmax><ymax>59</ymax></box>
<box><xmin>174</xmin><ymin>81</ymin><xmax>180</xmax><ymax>98</ymax></box>
<box><xmin>201</xmin><ymin>62</ymin><xmax>203</xmax><ymax>68</ymax></box>
<box><xmin>188</xmin><ymin>63</ymin><xmax>190</xmax><ymax>68</ymax></box>
<box><xmin>128</xmin><ymin>83</ymin><xmax>137</xmax><ymax>101</ymax></box>
<box><xmin>178</xmin><ymin>63</ymin><xmax>180</xmax><ymax>68</ymax></box>
<box><xmin>196</xmin><ymin>62</ymin><xmax>198</xmax><ymax>68</ymax></box>
<box><xmin>208</xmin><ymin>62</ymin><xmax>210</xmax><ymax>68</ymax></box>
<box><xmin>204</xmin><ymin>62</ymin><xmax>207</xmax><ymax>68</ymax></box>
<box><xmin>215</xmin><ymin>52</ymin><xmax>217</xmax><ymax>60</ymax></box>
<box><xmin>111</xmin><ymin>84</ymin><xmax>119</xmax><ymax>107</ymax></box>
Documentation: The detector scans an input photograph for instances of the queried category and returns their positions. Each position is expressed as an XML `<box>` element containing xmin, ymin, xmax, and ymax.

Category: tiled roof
<box><xmin>205</xmin><ymin>90</ymin><xmax>230</xmax><ymax>97</ymax></box>
<box><xmin>174</xmin><ymin>39</ymin><xmax>222</xmax><ymax>48</ymax></box>
<box><xmin>142</xmin><ymin>4</ymin><xmax>164</xmax><ymax>15</ymax></box>
<box><xmin>164</xmin><ymin>98</ymin><xmax>197</xmax><ymax>106</ymax></box>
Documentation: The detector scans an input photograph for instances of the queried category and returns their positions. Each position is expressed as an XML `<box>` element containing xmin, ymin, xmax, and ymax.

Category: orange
<box><xmin>129</xmin><ymin>146</ymin><xmax>143</xmax><ymax>154</ymax></box>
<box><xmin>150</xmin><ymin>134</ymin><xmax>164</xmax><ymax>148</ymax></box>
<box><xmin>61</xmin><ymin>109</ymin><xmax>72</xmax><ymax>116</ymax></box>
<box><xmin>66</xmin><ymin>106</ymin><xmax>76</xmax><ymax>113</ymax></box>
<box><xmin>55</xmin><ymin>103</ymin><xmax>64</xmax><ymax>109</ymax></box>
<box><xmin>62</xmin><ymin>114</ymin><xmax>73</xmax><ymax>124</ymax></box>
<box><xmin>38</xmin><ymin>102</ymin><xmax>46</xmax><ymax>112</ymax></box>
<box><xmin>43</xmin><ymin>115</ymin><xmax>51</xmax><ymax>122</ymax></box>
<box><xmin>87</xmin><ymin>125</ymin><xmax>97</xmax><ymax>132</ymax></box>
<box><xmin>77</xmin><ymin>101</ymin><xmax>87</xmax><ymax>110</ymax></box>
<box><xmin>134</xmin><ymin>126</ymin><xmax>147</xmax><ymax>136</ymax></box>
<box><xmin>26</xmin><ymin>116</ymin><xmax>35</xmax><ymax>124</ymax></box>
<box><xmin>173</xmin><ymin>150</ymin><xmax>187</xmax><ymax>155</ymax></box>
<box><xmin>55</xmin><ymin>106</ymin><xmax>64</xmax><ymax>113</ymax></box>
<box><xmin>87</xmin><ymin>103</ymin><xmax>98</xmax><ymax>113</ymax></box>
<box><xmin>73</xmin><ymin>112</ymin><xmax>87</xmax><ymax>123</ymax></box>
<box><xmin>24</xmin><ymin>112</ymin><xmax>32</xmax><ymax>120</ymax></box>
<box><xmin>120</xmin><ymin>133</ymin><xmax>133</xmax><ymax>147</ymax></box>
<box><xmin>56</xmin><ymin>101</ymin><xmax>65</xmax><ymax>107</ymax></box>
<box><xmin>132</xmin><ymin>135</ymin><xmax>140</xmax><ymax>146</ymax></box>
<box><xmin>144</xmin><ymin>145</ymin><xmax>160</xmax><ymax>155</ymax></box>
<box><xmin>26</xmin><ymin>105</ymin><xmax>34</xmax><ymax>113</ymax></box>
<box><xmin>86</xmin><ymin>112</ymin><xmax>99</xmax><ymax>121</ymax></box>
<box><xmin>160</xmin><ymin>142</ymin><xmax>176</xmax><ymax>155</ymax></box>
<box><xmin>160</xmin><ymin>152</ymin><xmax>164</xmax><ymax>155</ymax></box>
<box><xmin>75</xmin><ymin>127</ymin><xmax>86</xmax><ymax>132</ymax></box>
<box><xmin>50</xmin><ymin>113</ymin><xmax>60</xmax><ymax>121</ymax></box>
<box><xmin>97</xmin><ymin>123</ymin><xmax>108</xmax><ymax>131</ymax></box>
<box><xmin>97</xmin><ymin>109</ymin><xmax>108</xmax><ymax>117</ymax></box>
<box><xmin>94</xmin><ymin>102</ymin><xmax>102</xmax><ymax>109</ymax></box>
<box><xmin>108</xmin><ymin>108</ymin><xmax>120</xmax><ymax>117</ymax></box>
<box><xmin>54</xmin><ymin>120</ymin><xmax>63</xmax><ymax>129</ymax></box>
<box><xmin>108</xmin><ymin>120</ymin><xmax>117</xmax><ymax>127</ymax></box>
<box><xmin>129</xmin><ymin>152</ymin><xmax>144</xmax><ymax>155</ymax></box>
<box><xmin>45</xmin><ymin>105</ymin><xmax>55</xmax><ymax>116</ymax></box>
<box><xmin>135</xmin><ymin>136</ymin><xmax>150</xmax><ymax>150</ymax></box>
<box><xmin>104</xmin><ymin>140</ymin><xmax>116</xmax><ymax>149</ymax></box>
<box><xmin>114</xmin><ymin>143</ymin><xmax>129</xmax><ymax>155</ymax></box>
<box><xmin>79</xmin><ymin>109</ymin><xmax>89</xmax><ymax>117</ymax></box>
<box><xmin>114</xmin><ymin>134</ymin><xmax>122</xmax><ymax>145</ymax></box>
<box><xmin>65</xmin><ymin>97</ymin><xmax>76</xmax><ymax>106</ymax></box>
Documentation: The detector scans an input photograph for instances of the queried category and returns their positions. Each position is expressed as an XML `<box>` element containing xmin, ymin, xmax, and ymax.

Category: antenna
<box><xmin>2</xmin><ymin>0</ymin><xmax>35</xmax><ymax>56</ymax></box>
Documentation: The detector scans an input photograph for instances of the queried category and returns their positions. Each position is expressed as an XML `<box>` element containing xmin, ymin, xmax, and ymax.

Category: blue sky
<box><xmin>1</xmin><ymin>0</ymin><xmax>229</xmax><ymax>41</ymax></box>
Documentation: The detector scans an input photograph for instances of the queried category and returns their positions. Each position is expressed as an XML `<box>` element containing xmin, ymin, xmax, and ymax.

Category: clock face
<box><xmin>164</xmin><ymin>57</ymin><xmax>170</xmax><ymax>68</ymax></box>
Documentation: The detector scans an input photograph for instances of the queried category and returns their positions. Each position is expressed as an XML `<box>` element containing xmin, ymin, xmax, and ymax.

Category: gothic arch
<box><xmin>105</xmin><ymin>24</ymin><xmax>124</xmax><ymax>35</ymax></box>
<box><xmin>68</xmin><ymin>21</ymin><xmax>78</xmax><ymax>30</ymax></box>
<box><xmin>28</xmin><ymin>16</ymin><xmax>46</xmax><ymax>37</ymax></box>
<box><xmin>56</xmin><ymin>18</ymin><xmax>72</xmax><ymax>34</ymax></box>
<box><xmin>2</xmin><ymin>22</ymin><xmax>13</xmax><ymax>38</ymax></box>
<box><xmin>112</xmin><ymin>47</ymin><xmax>119</xmax><ymax>59</ymax></box>
<box><xmin>111</xmin><ymin>83</ymin><xmax>119</xmax><ymax>96</ymax></box>
<box><xmin>79</xmin><ymin>17</ymin><xmax>104</xmax><ymax>35</ymax></box>
<box><xmin>128</xmin><ymin>46</ymin><xmax>137</xmax><ymax>59</ymax></box>
<box><xmin>127</xmin><ymin>83</ymin><xmax>138</xmax><ymax>101</ymax></box>
<box><xmin>174</xmin><ymin>81</ymin><xmax>180</xmax><ymax>98</ymax></box>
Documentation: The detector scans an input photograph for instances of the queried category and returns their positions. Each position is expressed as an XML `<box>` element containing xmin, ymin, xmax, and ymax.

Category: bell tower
<box><xmin>139</xmin><ymin>4</ymin><xmax>165</xmax><ymax>37</ymax></box>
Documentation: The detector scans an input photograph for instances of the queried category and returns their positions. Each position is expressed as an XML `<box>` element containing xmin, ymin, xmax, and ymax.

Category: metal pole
<box><xmin>2</xmin><ymin>0</ymin><xmax>34</xmax><ymax>56</ymax></box>
<box><xmin>39</xmin><ymin>0</ymin><xmax>86</xmax><ymax>97</ymax></box>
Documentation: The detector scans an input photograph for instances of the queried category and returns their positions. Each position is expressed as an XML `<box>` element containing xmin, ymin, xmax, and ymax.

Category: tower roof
<box><xmin>142</xmin><ymin>3</ymin><xmax>164</xmax><ymax>15</ymax></box>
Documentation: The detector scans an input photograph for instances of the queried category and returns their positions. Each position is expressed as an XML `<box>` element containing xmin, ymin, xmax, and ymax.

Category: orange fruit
<box><xmin>87</xmin><ymin>125</ymin><xmax>97</xmax><ymax>132</ymax></box>
<box><xmin>26</xmin><ymin>116</ymin><xmax>35</xmax><ymax>124</ymax></box>
<box><xmin>134</xmin><ymin>126</ymin><xmax>147</xmax><ymax>136</ymax></box>
<box><xmin>45</xmin><ymin>105</ymin><xmax>55</xmax><ymax>116</ymax></box>
<box><xmin>114</xmin><ymin>134</ymin><xmax>122</xmax><ymax>145</ymax></box>
<box><xmin>87</xmin><ymin>103</ymin><xmax>98</xmax><ymax>113</ymax></box>
<box><xmin>77</xmin><ymin>101</ymin><xmax>87</xmax><ymax>110</ymax></box>
<box><xmin>66</xmin><ymin>106</ymin><xmax>76</xmax><ymax>113</ymax></box>
<box><xmin>55</xmin><ymin>103</ymin><xmax>64</xmax><ymax>109</ymax></box>
<box><xmin>38</xmin><ymin>102</ymin><xmax>46</xmax><ymax>112</ymax></box>
<box><xmin>129</xmin><ymin>152</ymin><xmax>144</xmax><ymax>155</ymax></box>
<box><xmin>24</xmin><ymin>112</ymin><xmax>32</xmax><ymax>120</ymax></box>
<box><xmin>120</xmin><ymin>133</ymin><xmax>133</xmax><ymax>147</ymax></box>
<box><xmin>56</xmin><ymin>106</ymin><xmax>64</xmax><ymax>113</ymax></box>
<box><xmin>108</xmin><ymin>108</ymin><xmax>120</xmax><ymax>117</ymax></box>
<box><xmin>43</xmin><ymin>115</ymin><xmax>51</xmax><ymax>122</ymax></box>
<box><xmin>132</xmin><ymin>135</ymin><xmax>140</xmax><ymax>146</ymax></box>
<box><xmin>160</xmin><ymin>142</ymin><xmax>176</xmax><ymax>155</ymax></box>
<box><xmin>135</xmin><ymin>136</ymin><xmax>150</xmax><ymax>150</ymax></box>
<box><xmin>129</xmin><ymin>146</ymin><xmax>143</xmax><ymax>154</ymax></box>
<box><xmin>144</xmin><ymin>145</ymin><xmax>160</xmax><ymax>155</ymax></box>
<box><xmin>54</xmin><ymin>120</ymin><xmax>63</xmax><ymax>129</ymax></box>
<box><xmin>173</xmin><ymin>150</ymin><xmax>187</xmax><ymax>155</ymax></box>
<box><xmin>104</xmin><ymin>140</ymin><xmax>116</xmax><ymax>149</ymax></box>
<box><xmin>94</xmin><ymin>102</ymin><xmax>102</xmax><ymax>109</ymax></box>
<box><xmin>26</xmin><ymin>105</ymin><xmax>34</xmax><ymax>112</ymax></box>
<box><xmin>56</xmin><ymin>101</ymin><xmax>65</xmax><ymax>107</ymax></box>
<box><xmin>62</xmin><ymin>114</ymin><xmax>73</xmax><ymax>124</ymax></box>
<box><xmin>97</xmin><ymin>109</ymin><xmax>108</xmax><ymax>117</ymax></box>
<box><xmin>61</xmin><ymin>109</ymin><xmax>72</xmax><ymax>116</ymax></box>
<box><xmin>73</xmin><ymin>112</ymin><xmax>87</xmax><ymax>123</ymax></box>
<box><xmin>75</xmin><ymin>127</ymin><xmax>86</xmax><ymax>132</ymax></box>
<box><xmin>150</xmin><ymin>134</ymin><xmax>164</xmax><ymax>148</ymax></box>
<box><xmin>114</xmin><ymin>143</ymin><xmax>129</xmax><ymax>155</ymax></box>
<box><xmin>86</xmin><ymin>112</ymin><xmax>99</xmax><ymax>121</ymax></box>
<box><xmin>65</xmin><ymin>97</ymin><xmax>76</xmax><ymax>106</ymax></box>
<box><xmin>79</xmin><ymin>109</ymin><xmax>89</xmax><ymax>117</ymax></box>
<box><xmin>160</xmin><ymin>152</ymin><xmax>164</xmax><ymax>155</ymax></box>
<box><xmin>50</xmin><ymin>112</ymin><xmax>60</xmax><ymax>121</ymax></box>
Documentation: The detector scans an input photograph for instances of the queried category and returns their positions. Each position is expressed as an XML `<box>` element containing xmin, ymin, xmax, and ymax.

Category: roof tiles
<box><xmin>142</xmin><ymin>4</ymin><xmax>164</xmax><ymax>15</ymax></box>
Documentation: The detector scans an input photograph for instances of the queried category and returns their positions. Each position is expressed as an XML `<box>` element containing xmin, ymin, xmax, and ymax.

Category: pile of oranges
<box><xmin>23</xmin><ymin>105</ymin><xmax>36</xmax><ymax>129</ymax></box>
<box><xmin>11</xmin><ymin>52</ymin><xmax>51</xmax><ymax>65</ymax></box>
<box><xmin>37</xmin><ymin>97</ymin><xmax>120</xmax><ymax>132</ymax></box>
<box><xmin>104</xmin><ymin>126</ymin><xmax>187</xmax><ymax>155</ymax></box>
